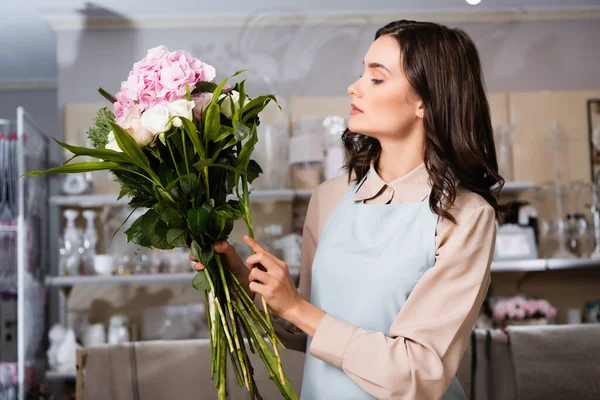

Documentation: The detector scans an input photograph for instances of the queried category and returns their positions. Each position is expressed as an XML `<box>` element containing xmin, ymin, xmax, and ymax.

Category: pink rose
<box><xmin>192</xmin><ymin>92</ymin><xmax>213</xmax><ymax>119</ymax></box>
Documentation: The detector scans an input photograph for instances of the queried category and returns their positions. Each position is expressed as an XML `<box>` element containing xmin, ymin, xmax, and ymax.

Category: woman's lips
<box><xmin>350</xmin><ymin>103</ymin><xmax>363</xmax><ymax>115</ymax></box>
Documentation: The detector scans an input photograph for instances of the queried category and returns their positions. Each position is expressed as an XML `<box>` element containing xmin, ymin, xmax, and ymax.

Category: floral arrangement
<box><xmin>492</xmin><ymin>295</ymin><xmax>557</xmax><ymax>323</ymax></box>
<box><xmin>28</xmin><ymin>46</ymin><xmax>296</xmax><ymax>399</ymax></box>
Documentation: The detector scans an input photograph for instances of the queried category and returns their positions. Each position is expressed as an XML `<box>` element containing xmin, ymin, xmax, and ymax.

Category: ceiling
<box><xmin>1</xmin><ymin>0</ymin><xmax>599</xmax><ymax>85</ymax></box>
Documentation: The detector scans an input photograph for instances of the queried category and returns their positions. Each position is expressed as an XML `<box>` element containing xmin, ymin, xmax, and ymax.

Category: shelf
<box><xmin>46</xmin><ymin>268</ymin><xmax>301</xmax><ymax>287</ymax></box>
<box><xmin>46</xmin><ymin>370</ymin><xmax>76</xmax><ymax>380</ymax></box>
<box><xmin>547</xmin><ymin>257</ymin><xmax>600</xmax><ymax>270</ymax></box>
<box><xmin>47</xmin><ymin>181</ymin><xmax>537</xmax><ymax>207</ymax></box>
<box><xmin>45</xmin><ymin>258</ymin><xmax>600</xmax><ymax>286</ymax></box>
<box><xmin>502</xmin><ymin>182</ymin><xmax>536</xmax><ymax>193</ymax></box>
<box><xmin>50</xmin><ymin>189</ymin><xmax>307</xmax><ymax>207</ymax></box>
<box><xmin>491</xmin><ymin>259</ymin><xmax>546</xmax><ymax>272</ymax></box>
<box><xmin>491</xmin><ymin>258</ymin><xmax>600</xmax><ymax>272</ymax></box>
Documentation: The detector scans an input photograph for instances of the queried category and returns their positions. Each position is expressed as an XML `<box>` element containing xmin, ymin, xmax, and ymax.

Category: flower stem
<box><xmin>181</xmin><ymin>128</ymin><xmax>190</xmax><ymax>175</ymax></box>
<box><xmin>241</xmin><ymin>171</ymin><xmax>285</xmax><ymax>384</ymax></box>
<box><xmin>217</xmin><ymin>254</ymin><xmax>251</xmax><ymax>390</ymax></box>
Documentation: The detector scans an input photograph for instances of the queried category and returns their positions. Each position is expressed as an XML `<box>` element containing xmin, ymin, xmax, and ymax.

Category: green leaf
<box><xmin>187</xmin><ymin>208</ymin><xmax>210</xmax><ymax>236</ymax></box>
<box><xmin>166</xmin><ymin>228</ymin><xmax>187</xmax><ymax>247</ymax></box>
<box><xmin>124</xmin><ymin>213</ymin><xmax>151</xmax><ymax>247</ymax></box>
<box><xmin>125</xmin><ymin>209</ymin><xmax>174</xmax><ymax>250</ymax></box>
<box><xmin>24</xmin><ymin>161</ymin><xmax>120</xmax><ymax>177</ymax></box>
<box><xmin>155</xmin><ymin>187</ymin><xmax>176</xmax><ymax>206</ymax></box>
<box><xmin>185</xmin><ymin>83</ymin><xmax>191</xmax><ymax>101</ymax></box>
<box><xmin>128</xmin><ymin>196</ymin><xmax>155</xmax><ymax>208</ymax></box>
<box><xmin>204</xmin><ymin>103</ymin><xmax>221</xmax><ymax>142</ymax></box>
<box><xmin>238</xmin><ymin>79</ymin><xmax>247</xmax><ymax>113</ymax></box>
<box><xmin>247</xmin><ymin>159</ymin><xmax>263</xmax><ymax>184</ymax></box>
<box><xmin>149</xmin><ymin>219</ymin><xmax>172</xmax><ymax>249</ymax></box>
<box><xmin>160</xmin><ymin>207</ymin><xmax>184</xmax><ymax>228</ymax></box>
<box><xmin>192</xmin><ymin>158</ymin><xmax>215</xmax><ymax>171</ymax></box>
<box><xmin>180</xmin><ymin>119</ymin><xmax>205</xmax><ymax>158</ymax></box>
<box><xmin>158</xmin><ymin>163</ymin><xmax>176</xmax><ymax>188</ymax></box>
<box><xmin>110</xmin><ymin>122</ymin><xmax>151</xmax><ymax>171</ymax></box>
<box><xmin>214</xmin><ymin>127</ymin><xmax>234</xmax><ymax>143</ymax></box>
<box><xmin>163</xmin><ymin>172</ymin><xmax>196</xmax><ymax>193</ymax></box>
<box><xmin>191</xmin><ymin>241</ymin><xmax>213</xmax><ymax>291</ymax></box>
<box><xmin>192</xmin><ymin>271</ymin><xmax>210</xmax><ymax>291</ymax></box>
<box><xmin>212</xmin><ymin>70</ymin><xmax>245</xmax><ymax>100</ymax></box>
<box><xmin>193</xmin><ymin>81</ymin><xmax>218</xmax><ymax>94</ymax></box>
<box><xmin>190</xmin><ymin>242</ymin><xmax>215</xmax><ymax>271</ymax></box>
<box><xmin>241</xmin><ymin>95</ymin><xmax>279</xmax><ymax>123</ymax></box>
<box><xmin>234</xmin><ymin>125</ymin><xmax>258</xmax><ymax>186</ymax></box>
<box><xmin>208</xmin><ymin>206</ymin><xmax>235</xmax><ymax>241</ymax></box>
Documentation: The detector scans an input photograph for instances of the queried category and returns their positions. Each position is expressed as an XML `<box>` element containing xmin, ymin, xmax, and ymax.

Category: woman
<box><xmin>192</xmin><ymin>20</ymin><xmax>504</xmax><ymax>399</ymax></box>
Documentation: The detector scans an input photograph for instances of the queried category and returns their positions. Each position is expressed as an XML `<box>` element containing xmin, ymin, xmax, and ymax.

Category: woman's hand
<box><xmin>243</xmin><ymin>235</ymin><xmax>304</xmax><ymax>321</ymax></box>
<box><xmin>189</xmin><ymin>241</ymin><xmax>253</xmax><ymax>298</ymax></box>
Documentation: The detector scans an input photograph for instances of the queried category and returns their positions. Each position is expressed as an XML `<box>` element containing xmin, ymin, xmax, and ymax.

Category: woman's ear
<box><xmin>416</xmin><ymin>101</ymin><xmax>425</xmax><ymax>119</ymax></box>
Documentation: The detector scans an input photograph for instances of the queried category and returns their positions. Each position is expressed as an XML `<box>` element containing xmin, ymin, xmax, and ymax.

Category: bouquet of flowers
<box><xmin>492</xmin><ymin>295</ymin><xmax>557</xmax><ymax>326</ymax></box>
<box><xmin>28</xmin><ymin>46</ymin><xmax>297</xmax><ymax>399</ymax></box>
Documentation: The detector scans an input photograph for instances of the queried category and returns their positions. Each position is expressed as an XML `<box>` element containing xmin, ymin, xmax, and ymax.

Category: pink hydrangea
<box><xmin>113</xmin><ymin>45</ymin><xmax>216</xmax><ymax>116</ymax></box>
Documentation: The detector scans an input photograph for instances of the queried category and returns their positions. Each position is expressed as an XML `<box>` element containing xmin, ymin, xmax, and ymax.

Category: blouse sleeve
<box><xmin>309</xmin><ymin>203</ymin><xmax>495</xmax><ymax>399</ymax></box>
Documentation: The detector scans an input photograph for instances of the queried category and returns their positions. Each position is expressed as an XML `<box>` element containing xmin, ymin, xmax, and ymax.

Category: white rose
<box><xmin>219</xmin><ymin>91</ymin><xmax>241</xmax><ymax>118</ymax></box>
<box><xmin>117</xmin><ymin>105</ymin><xmax>155</xmax><ymax>147</ymax></box>
<box><xmin>167</xmin><ymin>99</ymin><xmax>195</xmax><ymax>122</ymax></box>
<box><xmin>128</xmin><ymin>117</ymin><xmax>155</xmax><ymax>146</ymax></box>
<box><xmin>141</xmin><ymin>103</ymin><xmax>172</xmax><ymax>134</ymax></box>
<box><xmin>105</xmin><ymin>131</ymin><xmax>122</xmax><ymax>152</ymax></box>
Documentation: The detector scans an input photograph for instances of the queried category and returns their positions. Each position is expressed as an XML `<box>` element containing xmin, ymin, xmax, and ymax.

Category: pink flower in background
<box><xmin>492</xmin><ymin>295</ymin><xmax>557</xmax><ymax>322</ymax></box>
<box><xmin>493</xmin><ymin>301</ymin><xmax>508</xmax><ymax>320</ymax></box>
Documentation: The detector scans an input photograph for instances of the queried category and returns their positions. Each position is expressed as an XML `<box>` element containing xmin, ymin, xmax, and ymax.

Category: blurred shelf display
<box><xmin>45</xmin><ymin>370</ymin><xmax>75</xmax><ymax>380</ymax></box>
<box><xmin>49</xmin><ymin>181</ymin><xmax>535</xmax><ymax>207</ymax></box>
<box><xmin>46</xmin><ymin>267</ymin><xmax>301</xmax><ymax>288</ymax></box>
<box><xmin>491</xmin><ymin>258</ymin><xmax>600</xmax><ymax>272</ymax></box>
<box><xmin>491</xmin><ymin>259</ymin><xmax>546</xmax><ymax>272</ymax></box>
<box><xmin>502</xmin><ymin>182</ymin><xmax>536</xmax><ymax>192</ymax></box>
<box><xmin>546</xmin><ymin>257</ymin><xmax>600</xmax><ymax>270</ymax></box>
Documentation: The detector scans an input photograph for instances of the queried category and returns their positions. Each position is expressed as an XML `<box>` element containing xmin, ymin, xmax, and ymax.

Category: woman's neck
<box><xmin>376</xmin><ymin>135</ymin><xmax>424</xmax><ymax>183</ymax></box>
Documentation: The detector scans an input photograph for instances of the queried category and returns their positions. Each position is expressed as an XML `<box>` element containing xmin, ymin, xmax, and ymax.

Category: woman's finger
<box><xmin>249</xmin><ymin>267</ymin><xmax>273</xmax><ymax>285</ymax></box>
<box><xmin>248</xmin><ymin>281</ymin><xmax>269</xmax><ymax>298</ymax></box>
<box><xmin>194</xmin><ymin>262</ymin><xmax>205</xmax><ymax>271</ymax></box>
<box><xmin>243</xmin><ymin>236</ymin><xmax>273</xmax><ymax>256</ymax></box>
<box><xmin>189</xmin><ymin>252</ymin><xmax>197</xmax><ymax>262</ymax></box>
<box><xmin>246</xmin><ymin>252</ymin><xmax>279</xmax><ymax>272</ymax></box>
<box><xmin>215</xmin><ymin>241</ymin><xmax>248</xmax><ymax>271</ymax></box>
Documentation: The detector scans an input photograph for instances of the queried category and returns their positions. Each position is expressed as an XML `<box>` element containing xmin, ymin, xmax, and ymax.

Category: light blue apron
<box><xmin>300</xmin><ymin>176</ymin><xmax>467</xmax><ymax>400</ymax></box>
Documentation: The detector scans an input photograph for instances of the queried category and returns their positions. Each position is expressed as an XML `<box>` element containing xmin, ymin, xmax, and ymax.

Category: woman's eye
<box><xmin>372</xmin><ymin>79</ymin><xmax>384</xmax><ymax>85</ymax></box>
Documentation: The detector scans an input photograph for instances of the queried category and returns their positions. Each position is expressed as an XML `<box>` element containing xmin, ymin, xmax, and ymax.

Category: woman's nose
<box><xmin>348</xmin><ymin>79</ymin><xmax>360</xmax><ymax>97</ymax></box>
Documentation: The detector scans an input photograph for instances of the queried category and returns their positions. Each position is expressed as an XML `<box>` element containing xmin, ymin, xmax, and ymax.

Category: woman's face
<box><xmin>347</xmin><ymin>35</ymin><xmax>424</xmax><ymax>140</ymax></box>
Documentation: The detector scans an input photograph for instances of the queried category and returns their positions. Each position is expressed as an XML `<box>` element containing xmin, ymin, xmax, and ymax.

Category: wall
<box><xmin>55</xmin><ymin>17</ymin><xmax>600</xmax><ymax>112</ymax></box>
<box><xmin>0</xmin><ymin>89</ymin><xmax>59</xmax><ymax>140</ymax></box>
<box><xmin>51</xmin><ymin>14</ymin><xmax>600</xmax><ymax>327</ymax></box>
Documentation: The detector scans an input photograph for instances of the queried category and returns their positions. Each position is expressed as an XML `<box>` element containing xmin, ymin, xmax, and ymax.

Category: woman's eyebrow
<box><xmin>363</xmin><ymin>60</ymin><xmax>391</xmax><ymax>73</ymax></box>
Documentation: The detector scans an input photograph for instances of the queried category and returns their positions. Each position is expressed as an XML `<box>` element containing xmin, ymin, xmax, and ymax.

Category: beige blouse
<box><xmin>273</xmin><ymin>163</ymin><xmax>496</xmax><ymax>399</ymax></box>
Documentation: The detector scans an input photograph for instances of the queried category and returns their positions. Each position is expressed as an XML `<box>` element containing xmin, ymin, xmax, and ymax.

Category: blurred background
<box><xmin>1</xmin><ymin>0</ymin><xmax>600</xmax><ymax>399</ymax></box>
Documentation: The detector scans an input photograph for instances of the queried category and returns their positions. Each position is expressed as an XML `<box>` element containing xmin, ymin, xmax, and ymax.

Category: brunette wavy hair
<box><xmin>343</xmin><ymin>20</ymin><xmax>508</xmax><ymax>222</ymax></box>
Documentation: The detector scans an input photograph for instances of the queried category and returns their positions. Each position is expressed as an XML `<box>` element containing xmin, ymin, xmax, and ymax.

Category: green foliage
<box><xmin>87</xmin><ymin>107</ymin><xmax>115</xmax><ymax>149</ymax></box>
